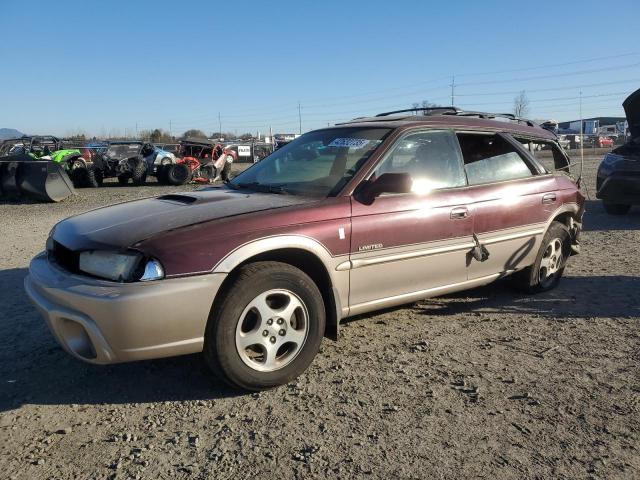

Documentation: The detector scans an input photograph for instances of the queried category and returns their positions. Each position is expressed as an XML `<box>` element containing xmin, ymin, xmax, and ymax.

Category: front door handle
<box><xmin>542</xmin><ymin>193</ymin><xmax>557</xmax><ymax>204</ymax></box>
<box><xmin>450</xmin><ymin>206</ymin><xmax>469</xmax><ymax>219</ymax></box>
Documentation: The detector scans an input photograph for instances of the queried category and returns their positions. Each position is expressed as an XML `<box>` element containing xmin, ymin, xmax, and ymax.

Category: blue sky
<box><xmin>2</xmin><ymin>0</ymin><xmax>639</xmax><ymax>137</ymax></box>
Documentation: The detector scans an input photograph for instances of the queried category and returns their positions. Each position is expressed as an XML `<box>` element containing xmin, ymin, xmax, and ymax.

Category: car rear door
<box><xmin>456</xmin><ymin>132</ymin><xmax>556</xmax><ymax>280</ymax></box>
<box><xmin>348</xmin><ymin>130</ymin><xmax>474</xmax><ymax>312</ymax></box>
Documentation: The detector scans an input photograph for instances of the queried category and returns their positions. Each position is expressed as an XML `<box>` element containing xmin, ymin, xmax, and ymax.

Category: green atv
<box><xmin>0</xmin><ymin>136</ymin><xmax>97</xmax><ymax>188</ymax></box>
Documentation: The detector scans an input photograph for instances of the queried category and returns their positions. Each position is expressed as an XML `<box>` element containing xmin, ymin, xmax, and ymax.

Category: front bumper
<box><xmin>596</xmin><ymin>172</ymin><xmax>640</xmax><ymax>205</ymax></box>
<box><xmin>25</xmin><ymin>252</ymin><xmax>226</xmax><ymax>364</ymax></box>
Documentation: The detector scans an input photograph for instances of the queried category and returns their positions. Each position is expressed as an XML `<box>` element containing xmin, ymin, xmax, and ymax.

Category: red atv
<box><xmin>160</xmin><ymin>138</ymin><xmax>236</xmax><ymax>186</ymax></box>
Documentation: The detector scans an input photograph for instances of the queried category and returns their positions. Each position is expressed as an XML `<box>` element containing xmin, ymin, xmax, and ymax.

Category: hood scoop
<box><xmin>157</xmin><ymin>194</ymin><xmax>198</xmax><ymax>204</ymax></box>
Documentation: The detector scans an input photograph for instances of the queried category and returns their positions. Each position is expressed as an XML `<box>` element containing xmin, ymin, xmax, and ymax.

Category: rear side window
<box><xmin>373</xmin><ymin>130</ymin><xmax>466</xmax><ymax>192</ymax></box>
<box><xmin>514</xmin><ymin>137</ymin><xmax>571</xmax><ymax>175</ymax></box>
<box><xmin>457</xmin><ymin>133</ymin><xmax>535</xmax><ymax>185</ymax></box>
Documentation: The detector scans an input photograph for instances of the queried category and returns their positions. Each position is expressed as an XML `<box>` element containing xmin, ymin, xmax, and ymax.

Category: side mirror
<box><xmin>358</xmin><ymin>172</ymin><xmax>412</xmax><ymax>204</ymax></box>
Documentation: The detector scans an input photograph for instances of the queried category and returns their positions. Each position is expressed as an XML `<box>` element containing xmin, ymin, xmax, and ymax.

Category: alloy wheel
<box><xmin>235</xmin><ymin>289</ymin><xmax>309</xmax><ymax>372</ymax></box>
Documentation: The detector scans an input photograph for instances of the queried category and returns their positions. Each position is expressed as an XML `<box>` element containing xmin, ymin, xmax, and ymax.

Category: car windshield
<box><xmin>229</xmin><ymin>127</ymin><xmax>391</xmax><ymax>197</ymax></box>
<box><xmin>106</xmin><ymin>143</ymin><xmax>143</xmax><ymax>160</ymax></box>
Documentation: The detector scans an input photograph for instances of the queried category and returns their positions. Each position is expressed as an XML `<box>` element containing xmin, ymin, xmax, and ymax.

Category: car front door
<box><xmin>456</xmin><ymin>132</ymin><xmax>557</xmax><ymax>280</ymax></box>
<box><xmin>348</xmin><ymin>130</ymin><xmax>474</xmax><ymax>313</ymax></box>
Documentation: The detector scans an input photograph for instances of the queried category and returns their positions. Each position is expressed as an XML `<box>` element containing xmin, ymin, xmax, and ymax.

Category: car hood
<box><xmin>52</xmin><ymin>187</ymin><xmax>314</xmax><ymax>251</ymax></box>
<box><xmin>623</xmin><ymin>87</ymin><xmax>640</xmax><ymax>141</ymax></box>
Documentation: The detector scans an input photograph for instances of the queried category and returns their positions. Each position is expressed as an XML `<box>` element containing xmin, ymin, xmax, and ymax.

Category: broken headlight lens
<box><xmin>78</xmin><ymin>251</ymin><xmax>166</xmax><ymax>282</ymax></box>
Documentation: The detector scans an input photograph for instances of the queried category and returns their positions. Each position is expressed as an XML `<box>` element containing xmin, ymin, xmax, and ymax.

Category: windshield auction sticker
<box><xmin>328</xmin><ymin>138</ymin><xmax>370</xmax><ymax>149</ymax></box>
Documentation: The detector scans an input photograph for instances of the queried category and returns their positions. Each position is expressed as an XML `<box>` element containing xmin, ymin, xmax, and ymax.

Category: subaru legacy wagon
<box><xmin>25</xmin><ymin>108</ymin><xmax>584</xmax><ymax>390</ymax></box>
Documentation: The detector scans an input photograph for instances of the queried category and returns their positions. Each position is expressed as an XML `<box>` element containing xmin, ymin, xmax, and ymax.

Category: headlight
<box><xmin>161</xmin><ymin>157</ymin><xmax>172</xmax><ymax>165</ymax></box>
<box><xmin>78</xmin><ymin>251</ymin><xmax>164</xmax><ymax>282</ymax></box>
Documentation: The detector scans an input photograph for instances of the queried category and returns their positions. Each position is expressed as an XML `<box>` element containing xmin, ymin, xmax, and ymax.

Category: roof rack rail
<box><xmin>375</xmin><ymin>107</ymin><xmax>461</xmax><ymax>117</ymax></box>
<box><xmin>372</xmin><ymin>107</ymin><xmax>541</xmax><ymax>127</ymax></box>
<box><xmin>439</xmin><ymin>110</ymin><xmax>537</xmax><ymax>127</ymax></box>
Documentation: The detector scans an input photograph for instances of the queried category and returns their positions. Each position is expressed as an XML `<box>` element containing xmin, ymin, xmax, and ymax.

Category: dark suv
<box><xmin>596</xmin><ymin>88</ymin><xmax>640</xmax><ymax>214</ymax></box>
<box><xmin>25</xmin><ymin>108</ymin><xmax>584</xmax><ymax>390</ymax></box>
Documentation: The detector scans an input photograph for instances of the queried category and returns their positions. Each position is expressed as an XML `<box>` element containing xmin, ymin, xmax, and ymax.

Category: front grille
<box><xmin>49</xmin><ymin>240</ymin><xmax>80</xmax><ymax>274</ymax></box>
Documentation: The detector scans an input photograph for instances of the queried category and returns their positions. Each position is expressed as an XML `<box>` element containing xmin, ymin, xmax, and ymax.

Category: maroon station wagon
<box><xmin>25</xmin><ymin>108</ymin><xmax>585</xmax><ymax>390</ymax></box>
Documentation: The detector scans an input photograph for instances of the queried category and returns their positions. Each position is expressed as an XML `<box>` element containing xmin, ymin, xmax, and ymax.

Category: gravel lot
<box><xmin>0</xmin><ymin>153</ymin><xmax>638</xmax><ymax>479</ymax></box>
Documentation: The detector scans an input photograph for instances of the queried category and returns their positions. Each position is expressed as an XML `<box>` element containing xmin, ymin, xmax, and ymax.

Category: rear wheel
<box><xmin>130</xmin><ymin>158</ymin><xmax>147</xmax><ymax>186</ymax></box>
<box><xmin>513</xmin><ymin>221</ymin><xmax>570</xmax><ymax>293</ymax></box>
<box><xmin>603</xmin><ymin>202</ymin><xmax>631</xmax><ymax>215</ymax></box>
<box><xmin>203</xmin><ymin>261</ymin><xmax>325</xmax><ymax>391</ymax></box>
<box><xmin>85</xmin><ymin>166</ymin><xmax>103</xmax><ymax>188</ymax></box>
<box><xmin>166</xmin><ymin>163</ymin><xmax>191</xmax><ymax>185</ymax></box>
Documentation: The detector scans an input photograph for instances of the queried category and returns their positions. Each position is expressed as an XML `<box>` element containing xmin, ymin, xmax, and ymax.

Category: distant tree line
<box><xmin>135</xmin><ymin>128</ymin><xmax>256</xmax><ymax>143</ymax></box>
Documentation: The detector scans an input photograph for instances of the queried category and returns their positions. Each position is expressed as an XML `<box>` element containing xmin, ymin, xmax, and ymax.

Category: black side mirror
<box><xmin>357</xmin><ymin>172</ymin><xmax>412</xmax><ymax>204</ymax></box>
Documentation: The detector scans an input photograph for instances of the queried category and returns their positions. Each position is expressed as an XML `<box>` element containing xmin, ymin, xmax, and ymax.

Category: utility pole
<box><xmin>135</xmin><ymin>122</ymin><xmax>138</xmax><ymax>138</ymax></box>
<box><xmin>579</xmin><ymin>90</ymin><xmax>584</xmax><ymax>167</ymax></box>
<box><xmin>218</xmin><ymin>112</ymin><xmax>222</xmax><ymax>139</ymax></box>
<box><xmin>169</xmin><ymin>120</ymin><xmax>172</xmax><ymax>138</ymax></box>
<box><xmin>450</xmin><ymin>75</ymin><xmax>456</xmax><ymax>107</ymax></box>
<box><xmin>298</xmin><ymin>101</ymin><xmax>302</xmax><ymax>134</ymax></box>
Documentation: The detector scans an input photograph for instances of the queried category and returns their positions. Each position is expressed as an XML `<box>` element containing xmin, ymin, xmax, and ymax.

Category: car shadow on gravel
<box><xmin>411</xmin><ymin>274</ymin><xmax>640</xmax><ymax>320</ymax></box>
<box><xmin>583</xmin><ymin>199</ymin><xmax>640</xmax><ymax>231</ymax></box>
<box><xmin>0</xmin><ymin>268</ymin><xmax>241</xmax><ymax>413</ymax></box>
<box><xmin>342</xmin><ymin>274</ymin><xmax>640</xmax><ymax>326</ymax></box>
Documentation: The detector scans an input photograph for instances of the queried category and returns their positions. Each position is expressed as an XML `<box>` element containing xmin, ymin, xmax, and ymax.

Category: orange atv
<box><xmin>160</xmin><ymin>138</ymin><xmax>237</xmax><ymax>186</ymax></box>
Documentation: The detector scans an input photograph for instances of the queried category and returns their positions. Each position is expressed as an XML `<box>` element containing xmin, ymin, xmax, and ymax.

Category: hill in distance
<box><xmin>0</xmin><ymin>128</ymin><xmax>26</xmax><ymax>140</ymax></box>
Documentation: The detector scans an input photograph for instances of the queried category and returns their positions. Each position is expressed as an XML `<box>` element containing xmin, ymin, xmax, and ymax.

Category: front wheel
<box><xmin>603</xmin><ymin>202</ymin><xmax>631</xmax><ymax>215</ymax></box>
<box><xmin>203</xmin><ymin>261</ymin><xmax>326</xmax><ymax>391</ymax></box>
<box><xmin>512</xmin><ymin>221</ymin><xmax>570</xmax><ymax>293</ymax></box>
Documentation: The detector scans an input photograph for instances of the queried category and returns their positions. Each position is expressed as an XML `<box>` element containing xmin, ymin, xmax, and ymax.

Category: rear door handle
<box><xmin>542</xmin><ymin>193</ymin><xmax>557</xmax><ymax>204</ymax></box>
<box><xmin>450</xmin><ymin>206</ymin><xmax>469</xmax><ymax>219</ymax></box>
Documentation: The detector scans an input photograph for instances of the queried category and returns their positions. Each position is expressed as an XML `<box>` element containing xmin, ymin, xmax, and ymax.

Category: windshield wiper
<box><xmin>234</xmin><ymin>182</ymin><xmax>290</xmax><ymax>194</ymax></box>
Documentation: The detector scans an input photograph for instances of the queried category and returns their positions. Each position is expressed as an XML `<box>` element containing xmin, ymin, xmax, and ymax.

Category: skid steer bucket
<box><xmin>0</xmin><ymin>154</ymin><xmax>75</xmax><ymax>202</ymax></box>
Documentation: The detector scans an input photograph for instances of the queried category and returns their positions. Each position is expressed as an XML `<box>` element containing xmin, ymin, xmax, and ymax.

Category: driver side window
<box><xmin>373</xmin><ymin>130</ymin><xmax>466</xmax><ymax>192</ymax></box>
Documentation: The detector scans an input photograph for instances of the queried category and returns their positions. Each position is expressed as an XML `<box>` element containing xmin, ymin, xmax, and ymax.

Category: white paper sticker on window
<box><xmin>328</xmin><ymin>138</ymin><xmax>370</xmax><ymax>149</ymax></box>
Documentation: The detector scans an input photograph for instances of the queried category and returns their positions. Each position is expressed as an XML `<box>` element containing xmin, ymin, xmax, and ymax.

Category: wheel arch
<box><xmin>546</xmin><ymin>202</ymin><xmax>582</xmax><ymax>255</ymax></box>
<box><xmin>212</xmin><ymin>236</ymin><xmax>347</xmax><ymax>337</ymax></box>
<box><xmin>546</xmin><ymin>202</ymin><xmax>581</xmax><ymax>229</ymax></box>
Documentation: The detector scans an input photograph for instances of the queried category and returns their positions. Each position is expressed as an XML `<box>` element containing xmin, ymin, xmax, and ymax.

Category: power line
<box><xmin>453</xmin><ymin>52</ymin><xmax>639</xmax><ymax>78</ymax></box>
<box><xmin>454</xmin><ymin>78</ymin><xmax>640</xmax><ymax>97</ymax></box>
<box><xmin>455</xmin><ymin>61</ymin><xmax>640</xmax><ymax>87</ymax></box>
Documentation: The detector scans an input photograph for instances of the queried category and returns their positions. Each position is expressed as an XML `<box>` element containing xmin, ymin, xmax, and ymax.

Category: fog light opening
<box><xmin>60</xmin><ymin>319</ymin><xmax>97</xmax><ymax>360</ymax></box>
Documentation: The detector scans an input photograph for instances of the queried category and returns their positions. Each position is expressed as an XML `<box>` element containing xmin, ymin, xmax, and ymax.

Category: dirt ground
<box><xmin>0</xmin><ymin>154</ymin><xmax>638</xmax><ymax>479</ymax></box>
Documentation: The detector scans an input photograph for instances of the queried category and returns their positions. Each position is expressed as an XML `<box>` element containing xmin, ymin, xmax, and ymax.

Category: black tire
<box><xmin>166</xmin><ymin>163</ymin><xmax>191</xmax><ymax>185</ymax></box>
<box><xmin>70</xmin><ymin>167</ymin><xmax>88</xmax><ymax>188</ymax></box>
<box><xmin>512</xmin><ymin>221</ymin><xmax>570</xmax><ymax>294</ymax></box>
<box><xmin>85</xmin><ymin>166</ymin><xmax>103</xmax><ymax>188</ymax></box>
<box><xmin>130</xmin><ymin>157</ymin><xmax>147</xmax><ymax>186</ymax></box>
<box><xmin>156</xmin><ymin>165</ymin><xmax>169</xmax><ymax>185</ymax></box>
<box><xmin>203</xmin><ymin>261</ymin><xmax>326</xmax><ymax>391</ymax></box>
<box><xmin>220</xmin><ymin>161</ymin><xmax>232</xmax><ymax>182</ymax></box>
<box><xmin>117</xmin><ymin>175</ymin><xmax>129</xmax><ymax>186</ymax></box>
<box><xmin>603</xmin><ymin>202</ymin><xmax>631</xmax><ymax>215</ymax></box>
